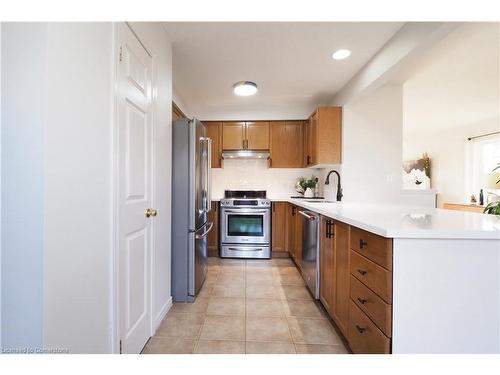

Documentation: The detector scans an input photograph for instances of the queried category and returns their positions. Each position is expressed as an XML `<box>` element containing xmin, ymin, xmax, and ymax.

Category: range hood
<box><xmin>221</xmin><ymin>150</ymin><xmax>270</xmax><ymax>160</ymax></box>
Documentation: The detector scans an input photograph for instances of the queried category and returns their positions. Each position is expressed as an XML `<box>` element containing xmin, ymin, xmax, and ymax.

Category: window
<box><xmin>466</xmin><ymin>134</ymin><xmax>500</xmax><ymax>199</ymax></box>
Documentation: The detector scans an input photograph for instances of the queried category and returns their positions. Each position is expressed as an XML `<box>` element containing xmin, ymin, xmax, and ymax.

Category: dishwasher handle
<box><xmin>298</xmin><ymin>210</ymin><xmax>318</xmax><ymax>221</ymax></box>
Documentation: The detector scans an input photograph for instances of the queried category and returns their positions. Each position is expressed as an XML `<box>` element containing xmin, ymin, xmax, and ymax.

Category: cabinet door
<box><xmin>204</xmin><ymin>121</ymin><xmax>222</xmax><ymax>168</ymax></box>
<box><xmin>222</xmin><ymin>122</ymin><xmax>245</xmax><ymax>150</ymax></box>
<box><xmin>207</xmin><ymin>201</ymin><xmax>219</xmax><ymax>255</ymax></box>
<box><xmin>316</xmin><ymin>107</ymin><xmax>342</xmax><ymax>165</ymax></box>
<box><xmin>286</xmin><ymin>204</ymin><xmax>296</xmax><ymax>259</ymax></box>
<box><xmin>306</xmin><ymin>111</ymin><xmax>318</xmax><ymax>166</ymax></box>
<box><xmin>269</xmin><ymin>121</ymin><xmax>304</xmax><ymax>168</ymax></box>
<box><xmin>294</xmin><ymin>207</ymin><xmax>303</xmax><ymax>270</ymax></box>
<box><xmin>245</xmin><ymin>121</ymin><xmax>269</xmax><ymax>150</ymax></box>
<box><xmin>272</xmin><ymin>202</ymin><xmax>287</xmax><ymax>252</ymax></box>
<box><xmin>320</xmin><ymin>216</ymin><xmax>334</xmax><ymax>314</ymax></box>
<box><xmin>331</xmin><ymin>221</ymin><xmax>350</xmax><ymax>336</ymax></box>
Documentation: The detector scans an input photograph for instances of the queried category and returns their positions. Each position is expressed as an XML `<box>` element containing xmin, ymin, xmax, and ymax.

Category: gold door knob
<box><xmin>145</xmin><ymin>208</ymin><xmax>157</xmax><ymax>218</ymax></box>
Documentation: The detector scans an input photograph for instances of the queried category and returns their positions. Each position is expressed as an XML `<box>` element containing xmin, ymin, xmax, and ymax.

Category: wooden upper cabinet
<box><xmin>203</xmin><ymin>121</ymin><xmax>222</xmax><ymax>168</ymax></box>
<box><xmin>222</xmin><ymin>121</ymin><xmax>269</xmax><ymax>150</ymax></box>
<box><xmin>307</xmin><ymin>113</ymin><xmax>318</xmax><ymax>166</ymax></box>
<box><xmin>269</xmin><ymin>121</ymin><xmax>304</xmax><ymax>168</ymax></box>
<box><xmin>305</xmin><ymin>107</ymin><xmax>342</xmax><ymax>167</ymax></box>
<box><xmin>222</xmin><ymin>121</ymin><xmax>246</xmax><ymax>150</ymax></box>
<box><xmin>246</xmin><ymin>121</ymin><xmax>269</xmax><ymax>150</ymax></box>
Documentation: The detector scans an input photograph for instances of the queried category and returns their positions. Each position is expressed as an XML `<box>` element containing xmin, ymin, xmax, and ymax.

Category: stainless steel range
<box><xmin>220</xmin><ymin>190</ymin><xmax>271</xmax><ymax>259</ymax></box>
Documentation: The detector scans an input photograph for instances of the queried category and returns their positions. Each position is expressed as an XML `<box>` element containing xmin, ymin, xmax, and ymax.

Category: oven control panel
<box><xmin>220</xmin><ymin>199</ymin><xmax>271</xmax><ymax>207</ymax></box>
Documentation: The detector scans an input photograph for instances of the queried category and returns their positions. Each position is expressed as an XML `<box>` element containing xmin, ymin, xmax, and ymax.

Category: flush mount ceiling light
<box><xmin>233</xmin><ymin>81</ymin><xmax>258</xmax><ymax>96</ymax></box>
<box><xmin>332</xmin><ymin>49</ymin><xmax>351</xmax><ymax>60</ymax></box>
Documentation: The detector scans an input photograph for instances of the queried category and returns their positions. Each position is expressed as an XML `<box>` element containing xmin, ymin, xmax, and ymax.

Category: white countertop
<box><xmin>287</xmin><ymin>199</ymin><xmax>500</xmax><ymax>240</ymax></box>
<box><xmin>211</xmin><ymin>196</ymin><xmax>500</xmax><ymax>239</ymax></box>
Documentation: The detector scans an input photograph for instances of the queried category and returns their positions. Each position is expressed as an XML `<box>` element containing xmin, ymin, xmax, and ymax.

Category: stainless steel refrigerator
<box><xmin>172</xmin><ymin>118</ymin><xmax>213</xmax><ymax>302</ymax></box>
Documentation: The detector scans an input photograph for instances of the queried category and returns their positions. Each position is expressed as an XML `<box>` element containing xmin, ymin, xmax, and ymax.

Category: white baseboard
<box><xmin>153</xmin><ymin>296</ymin><xmax>172</xmax><ymax>334</ymax></box>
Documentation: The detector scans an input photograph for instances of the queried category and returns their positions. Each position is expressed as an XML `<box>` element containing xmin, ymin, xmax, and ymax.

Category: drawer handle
<box><xmin>359</xmin><ymin>239</ymin><xmax>368</xmax><ymax>249</ymax></box>
<box><xmin>356</xmin><ymin>325</ymin><xmax>366</xmax><ymax>334</ymax></box>
<box><xmin>357</xmin><ymin>269</ymin><xmax>367</xmax><ymax>276</ymax></box>
<box><xmin>357</xmin><ymin>297</ymin><xmax>368</xmax><ymax>304</ymax></box>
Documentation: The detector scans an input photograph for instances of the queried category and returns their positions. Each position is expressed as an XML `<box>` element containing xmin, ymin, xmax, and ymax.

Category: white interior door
<box><xmin>117</xmin><ymin>23</ymin><xmax>154</xmax><ymax>354</ymax></box>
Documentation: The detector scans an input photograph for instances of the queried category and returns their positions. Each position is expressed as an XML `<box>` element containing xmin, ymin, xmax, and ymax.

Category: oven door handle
<box><xmin>227</xmin><ymin>247</ymin><xmax>265</xmax><ymax>252</ymax></box>
<box><xmin>223</xmin><ymin>209</ymin><xmax>269</xmax><ymax>214</ymax></box>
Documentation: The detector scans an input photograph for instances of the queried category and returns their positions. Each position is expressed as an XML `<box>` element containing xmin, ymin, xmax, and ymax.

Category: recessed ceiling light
<box><xmin>332</xmin><ymin>49</ymin><xmax>351</xmax><ymax>60</ymax></box>
<box><xmin>233</xmin><ymin>81</ymin><xmax>258</xmax><ymax>96</ymax></box>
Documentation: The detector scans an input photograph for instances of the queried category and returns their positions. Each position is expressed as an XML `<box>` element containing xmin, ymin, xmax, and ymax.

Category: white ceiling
<box><xmin>164</xmin><ymin>22</ymin><xmax>403</xmax><ymax>120</ymax></box>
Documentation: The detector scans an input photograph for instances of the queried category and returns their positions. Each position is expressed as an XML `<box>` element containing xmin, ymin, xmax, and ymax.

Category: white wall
<box><xmin>173</xmin><ymin>89</ymin><xmax>192</xmax><ymax>118</ymax></box>
<box><xmin>331</xmin><ymin>23</ymin><xmax>458</xmax><ymax>106</ymax></box>
<box><xmin>402</xmin><ymin>23</ymin><xmax>500</xmax><ymax>207</ymax></box>
<box><xmin>0</xmin><ymin>22</ymin><xmax>2</xmax><ymax>347</ymax></box>
<box><xmin>338</xmin><ymin>85</ymin><xmax>436</xmax><ymax>207</ymax></box>
<box><xmin>325</xmin><ymin>23</ymin><xmax>466</xmax><ymax>208</ymax></box>
<box><xmin>1</xmin><ymin>23</ymin><xmax>46</xmax><ymax>350</ymax></box>
<box><xmin>212</xmin><ymin>160</ymin><xmax>321</xmax><ymax>199</ymax></box>
<box><xmin>42</xmin><ymin>23</ymin><xmax>114</xmax><ymax>354</ymax></box>
<box><xmin>1</xmin><ymin>22</ymin><xmax>173</xmax><ymax>354</ymax></box>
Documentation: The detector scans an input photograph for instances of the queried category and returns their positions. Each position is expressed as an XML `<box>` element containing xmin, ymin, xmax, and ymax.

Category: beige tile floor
<box><xmin>142</xmin><ymin>257</ymin><xmax>349</xmax><ymax>354</ymax></box>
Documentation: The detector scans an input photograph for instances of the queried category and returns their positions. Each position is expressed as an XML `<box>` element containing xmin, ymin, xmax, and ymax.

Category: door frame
<box><xmin>111</xmin><ymin>22</ymin><xmax>158</xmax><ymax>354</ymax></box>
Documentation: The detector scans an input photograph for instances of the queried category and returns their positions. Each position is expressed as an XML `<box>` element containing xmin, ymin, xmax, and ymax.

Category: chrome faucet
<box><xmin>325</xmin><ymin>170</ymin><xmax>343</xmax><ymax>202</ymax></box>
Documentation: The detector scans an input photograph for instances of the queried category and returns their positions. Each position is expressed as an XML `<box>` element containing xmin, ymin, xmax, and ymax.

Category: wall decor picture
<box><xmin>402</xmin><ymin>153</ymin><xmax>431</xmax><ymax>189</ymax></box>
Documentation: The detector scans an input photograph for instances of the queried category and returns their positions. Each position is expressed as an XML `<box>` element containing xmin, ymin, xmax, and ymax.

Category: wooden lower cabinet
<box><xmin>332</xmin><ymin>221</ymin><xmax>350</xmax><ymax>336</ymax></box>
<box><xmin>318</xmin><ymin>215</ymin><xmax>393</xmax><ymax>353</ymax></box>
<box><xmin>286</xmin><ymin>204</ymin><xmax>297</xmax><ymax>260</ymax></box>
<box><xmin>319</xmin><ymin>217</ymin><xmax>350</xmax><ymax>336</ymax></box>
<box><xmin>271</xmin><ymin>202</ymin><xmax>287</xmax><ymax>253</ymax></box>
<box><xmin>348</xmin><ymin>301</ymin><xmax>391</xmax><ymax>354</ymax></box>
<box><xmin>350</xmin><ymin>226</ymin><xmax>392</xmax><ymax>270</ymax></box>
<box><xmin>294</xmin><ymin>205</ymin><xmax>303</xmax><ymax>270</ymax></box>
<box><xmin>208</xmin><ymin>201</ymin><xmax>219</xmax><ymax>256</ymax></box>
<box><xmin>319</xmin><ymin>217</ymin><xmax>334</xmax><ymax>313</ymax></box>
<box><xmin>350</xmin><ymin>276</ymin><xmax>392</xmax><ymax>337</ymax></box>
<box><xmin>350</xmin><ymin>251</ymin><xmax>392</xmax><ymax>304</ymax></box>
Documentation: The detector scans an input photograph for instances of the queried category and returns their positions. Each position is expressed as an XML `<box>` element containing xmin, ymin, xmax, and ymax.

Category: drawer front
<box><xmin>350</xmin><ymin>226</ymin><xmax>392</xmax><ymax>270</ymax></box>
<box><xmin>348</xmin><ymin>301</ymin><xmax>391</xmax><ymax>354</ymax></box>
<box><xmin>350</xmin><ymin>276</ymin><xmax>392</xmax><ymax>337</ymax></box>
<box><xmin>350</xmin><ymin>251</ymin><xmax>392</xmax><ymax>303</ymax></box>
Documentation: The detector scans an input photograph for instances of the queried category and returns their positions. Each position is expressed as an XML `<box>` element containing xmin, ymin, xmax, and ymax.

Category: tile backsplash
<box><xmin>212</xmin><ymin>159</ymin><xmax>322</xmax><ymax>199</ymax></box>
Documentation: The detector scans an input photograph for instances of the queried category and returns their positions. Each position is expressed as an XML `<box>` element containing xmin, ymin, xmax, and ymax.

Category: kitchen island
<box><xmin>282</xmin><ymin>199</ymin><xmax>500</xmax><ymax>353</ymax></box>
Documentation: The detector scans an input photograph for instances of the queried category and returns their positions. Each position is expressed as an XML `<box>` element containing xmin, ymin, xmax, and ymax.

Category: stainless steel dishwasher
<box><xmin>299</xmin><ymin>209</ymin><xmax>320</xmax><ymax>299</ymax></box>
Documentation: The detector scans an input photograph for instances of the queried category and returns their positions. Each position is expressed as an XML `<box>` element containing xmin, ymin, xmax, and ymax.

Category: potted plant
<box><xmin>483</xmin><ymin>163</ymin><xmax>500</xmax><ymax>215</ymax></box>
<box><xmin>295</xmin><ymin>176</ymin><xmax>317</xmax><ymax>197</ymax></box>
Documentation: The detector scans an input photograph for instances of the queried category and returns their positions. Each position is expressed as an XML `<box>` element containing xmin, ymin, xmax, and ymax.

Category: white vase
<box><xmin>304</xmin><ymin>188</ymin><xmax>314</xmax><ymax>198</ymax></box>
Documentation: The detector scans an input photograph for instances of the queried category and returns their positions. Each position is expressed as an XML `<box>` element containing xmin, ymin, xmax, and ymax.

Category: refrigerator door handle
<box><xmin>195</xmin><ymin>222</ymin><xmax>214</xmax><ymax>239</ymax></box>
<box><xmin>206</xmin><ymin>137</ymin><xmax>212</xmax><ymax>212</ymax></box>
